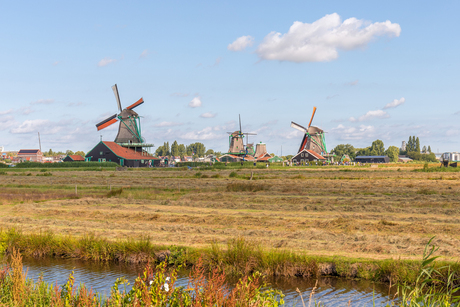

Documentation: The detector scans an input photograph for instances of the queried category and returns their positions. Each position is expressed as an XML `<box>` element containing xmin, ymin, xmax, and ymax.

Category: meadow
<box><xmin>1</xmin><ymin>163</ymin><xmax>460</xmax><ymax>285</ymax></box>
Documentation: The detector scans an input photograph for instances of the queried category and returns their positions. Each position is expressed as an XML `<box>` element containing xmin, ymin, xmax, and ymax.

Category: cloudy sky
<box><xmin>1</xmin><ymin>1</ymin><xmax>459</xmax><ymax>155</ymax></box>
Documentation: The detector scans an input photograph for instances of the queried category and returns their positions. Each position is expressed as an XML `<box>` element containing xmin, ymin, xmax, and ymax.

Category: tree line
<box><xmin>331</xmin><ymin>136</ymin><xmax>437</xmax><ymax>162</ymax></box>
<box><xmin>43</xmin><ymin>149</ymin><xmax>85</xmax><ymax>157</ymax></box>
<box><xmin>155</xmin><ymin>141</ymin><xmax>221</xmax><ymax>158</ymax></box>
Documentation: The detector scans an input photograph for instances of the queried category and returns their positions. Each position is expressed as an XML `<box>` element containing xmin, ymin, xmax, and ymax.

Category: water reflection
<box><xmin>17</xmin><ymin>257</ymin><xmax>395</xmax><ymax>306</ymax></box>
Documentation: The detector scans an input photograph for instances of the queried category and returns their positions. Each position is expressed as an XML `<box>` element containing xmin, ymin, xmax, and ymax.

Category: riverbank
<box><xmin>2</xmin><ymin>228</ymin><xmax>459</xmax><ymax>287</ymax></box>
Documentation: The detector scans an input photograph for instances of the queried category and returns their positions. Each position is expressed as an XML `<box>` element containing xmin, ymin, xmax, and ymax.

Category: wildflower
<box><xmin>164</xmin><ymin>283</ymin><xmax>169</xmax><ymax>292</ymax></box>
<box><xmin>149</xmin><ymin>280</ymin><xmax>153</xmax><ymax>285</ymax></box>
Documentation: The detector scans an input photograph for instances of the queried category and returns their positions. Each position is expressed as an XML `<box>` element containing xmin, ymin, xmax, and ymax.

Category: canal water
<box><xmin>17</xmin><ymin>257</ymin><xmax>394</xmax><ymax>306</ymax></box>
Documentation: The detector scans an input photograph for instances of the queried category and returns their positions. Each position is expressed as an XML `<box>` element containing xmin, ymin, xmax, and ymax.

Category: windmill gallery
<box><xmin>85</xmin><ymin>85</ymin><xmax>330</xmax><ymax>167</ymax></box>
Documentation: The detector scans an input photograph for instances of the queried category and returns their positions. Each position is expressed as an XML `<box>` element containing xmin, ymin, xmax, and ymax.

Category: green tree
<box><xmin>356</xmin><ymin>147</ymin><xmax>370</xmax><ymax>157</ymax></box>
<box><xmin>75</xmin><ymin>151</ymin><xmax>85</xmax><ymax>157</ymax></box>
<box><xmin>205</xmin><ymin>149</ymin><xmax>215</xmax><ymax>156</ymax></box>
<box><xmin>422</xmin><ymin>146</ymin><xmax>427</xmax><ymax>154</ymax></box>
<box><xmin>385</xmin><ymin>146</ymin><xmax>400</xmax><ymax>162</ymax></box>
<box><xmin>66</xmin><ymin>150</ymin><xmax>74</xmax><ymax>155</ymax></box>
<box><xmin>415</xmin><ymin>137</ymin><xmax>421</xmax><ymax>153</ymax></box>
<box><xmin>171</xmin><ymin>140</ymin><xmax>179</xmax><ymax>157</ymax></box>
<box><xmin>331</xmin><ymin>144</ymin><xmax>356</xmax><ymax>160</ymax></box>
<box><xmin>370</xmin><ymin>139</ymin><xmax>385</xmax><ymax>156</ymax></box>
<box><xmin>178</xmin><ymin>144</ymin><xmax>186</xmax><ymax>157</ymax></box>
<box><xmin>428</xmin><ymin>145</ymin><xmax>432</xmax><ymax>153</ymax></box>
<box><xmin>187</xmin><ymin>142</ymin><xmax>206</xmax><ymax>157</ymax></box>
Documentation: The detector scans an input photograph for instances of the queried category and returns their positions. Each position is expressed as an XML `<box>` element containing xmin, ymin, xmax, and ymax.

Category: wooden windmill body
<box><xmin>291</xmin><ymin>107</ymin><xmax>327</xmax><ymax>156</ymax></box>
<box><xmin>226</xmin><ymin>115</ymin><xmax>257</xmax><ymax>156</ymax></box>
<box><xmin>96</xmin><ymin>84</ymin><xmax>153</xmax><ymax>152</ymax></box>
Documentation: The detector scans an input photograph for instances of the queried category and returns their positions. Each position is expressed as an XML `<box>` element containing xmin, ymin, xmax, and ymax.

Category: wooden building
<box><xmin>85</xmin><ymin>141</ymin><xmax>160</xmax><ymax>167</ymax></box>
<box><xmin>291</xmin><ymin>149</ymin><xmax>326</xmax><ymax>165</ymax></box>
<box><xmin>355</xmin><ymin>156</ymin><xmax>390</xmax><ymax>163</ymax></box>
<box><xmin>63</xmin><ymin>155</ymin><xmax>85</xmax><ymax>162</ymax></box>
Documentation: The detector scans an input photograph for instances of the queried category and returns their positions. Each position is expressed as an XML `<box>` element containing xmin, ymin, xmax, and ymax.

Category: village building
<box><xmin>63</xmin><ymin>155</ymin><xmax>85</xmax><ymax>162</ymax></box>
<box><xmin>85</xmin><ymin>141</ymin><xmax>160</xmax><ymax>167</ymax></box>
<box><xmin>291</xmin><ymin>149</ymin><xmax>326</xmax><ymax>165</ymax></box>
<box><xmin>398</xmin><ymin>156</ymin><xmax>413</xmax><ymax>163</ymax></box>
<box><xmin>16</xmin><ymin>149</ymin><xmax>43</xmax><ymax>162</ymax></box>
<box><xmin>355</xmin><ymin>156</ymin><xmax>390</xmax><ymax>163</ymax></box>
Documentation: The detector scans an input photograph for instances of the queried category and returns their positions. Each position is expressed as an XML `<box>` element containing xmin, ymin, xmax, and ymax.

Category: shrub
<box><xmin>229</xmin><ymin>171</ymin><xmax>238</xmax><ymax>178</ymax></box>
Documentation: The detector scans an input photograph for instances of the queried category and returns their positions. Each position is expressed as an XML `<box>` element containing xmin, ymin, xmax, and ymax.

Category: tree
<box><xmin>422</xmin><ymin>146</ymin><xmax>427</xmax><ymax>154</ymax></box>
<box><xmin>75</xmin><ymin>151</ymin><xmax>85</xmax><ymax>157</ymax></box>
<box><xmin>415</xmin><ymin>137</ymin><xmax>421</xmax><ymax>153</ymax></box>
<box><xmin>331</xmin><ymin>144</ymin><xmax>356</xmax><ymax>160</ymax></box>
<box><xmin>205</xmin><ymin>149</ymin><xmax>214</xmax><ymax>156</ymax></box>
<box><xmin>178</xmin><ymin>144</ymin><xmax>186</xmax><ymax>157</ymax></box>
<box><xmin>171</xmin><ymin>141</ymin><xmax>179</xmax><ymax>157</ymax></box>
<box><xmin>428</xmin><ymin>145</ymin><xmax>432</xmax><ymax>153</ymax></box>
<box><xmin>370</xmin><ymin>140</ymin><xmax>385</xmax><ymax>156</ymax></box>
<box><xmin>385</xmin><ymin>146</ymin><xmax>400</xmax><ymax>162</ymax></box>
<box><xmin>356</xmin><ymin>147</ymin><xmax>370</xmax><ymax>157</ymax></box>
<box><xmin>66</xmin><ymin>150</ymin><xmax>74</xmax><ymax>155</ymax></box>
<box><xmin>187</xmin><ymin>142</ymin><xmax>206</xmax><ymax>157</ymax></box>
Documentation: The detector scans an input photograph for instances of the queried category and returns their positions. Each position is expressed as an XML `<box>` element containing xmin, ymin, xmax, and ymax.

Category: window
<box><xmin>100</xmin><ymin>151</ymin><xmax>103</xmax><ymax>155</ymax></box>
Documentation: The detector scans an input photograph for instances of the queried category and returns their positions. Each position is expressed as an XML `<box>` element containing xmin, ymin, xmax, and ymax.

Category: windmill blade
<box><xmin>244</xmin><ymin>133</ymin><xmax>257</xmax><ymax>135</ymax></box>
<box><xmin>291</xmin><ymin>121</ymin><xmax>307</xmax><ymax>133</ymax></box>
<box><xmin>112</xmin><ymin>84</ymin><xmax>122</xmax><ymax>112</ymax></box>
<box><xmin>96</xmin><ymin>114</ymin><xmax>118</xmax><ymax>131</ymax></box>
<box><xmin>239</xmin><ymin>114</ymin><xmax>242</xmax><ymax>133</ymax></box>
<box><xmin>127</xmin><ymin>98</ymin><xmax>144</xmax><ymax>110</ymax></box>
<box><xmin>308</xmin><ymin>106</ymin><xmax>317</xmax><ymax>128</ymax></box>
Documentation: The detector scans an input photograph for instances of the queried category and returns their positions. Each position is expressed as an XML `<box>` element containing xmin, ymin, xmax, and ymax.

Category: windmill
<box><xmin>227</xmin><ymin>115</ymin><xmax>257</xmax><ymax>155</ymax></box>
<box><xmin>291</xmin><ymin>107</ymin><xmax>327</xmax><ymax>156</ymax></box>
<box><xmin>96</xmin><ymin>84</ymin><xmax>149</xmax><ymax>152</ymax></box>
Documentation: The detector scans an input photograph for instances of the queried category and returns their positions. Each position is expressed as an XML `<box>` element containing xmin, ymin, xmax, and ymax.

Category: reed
<box><xmin>0</xmin><ymin>250</ymin><xmax>284</xmax><ymax>306</ymax></box>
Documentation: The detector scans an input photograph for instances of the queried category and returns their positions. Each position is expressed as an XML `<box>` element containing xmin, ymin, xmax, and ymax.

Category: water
<box><xmin>17</xmin><ymin>257</ymin><xmax>395</xmax><ymax>306</ymax></box>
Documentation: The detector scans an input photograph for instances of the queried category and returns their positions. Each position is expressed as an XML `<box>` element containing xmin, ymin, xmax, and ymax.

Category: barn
<box><xmin>85</xmin><ymin>141</ymin><xmax>160</xmax><ymax>167</ymax></box>
<box><xmin>291</xmin><ymin>149</ymin><xmax>325</xmax><ymax>165</ymax></box>
<box><xmin>63</xmin><ymin>155</ymin><xmax>85</xmax><ymax>162</ymax></box>
<box><xmin>355</xmin><ymin>156</ymin><xmax>390</xmax><ymax>163</ymax></box>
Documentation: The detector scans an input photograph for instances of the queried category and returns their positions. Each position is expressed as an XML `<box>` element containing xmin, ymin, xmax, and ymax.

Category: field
<box><xmin>1</xmin><ymin>164</ymin><xmax>459</xmax><ymax>265</ymax></box>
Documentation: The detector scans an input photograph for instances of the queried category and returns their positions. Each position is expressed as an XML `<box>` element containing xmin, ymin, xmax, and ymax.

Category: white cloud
<box><xmin>154</xmin><ymin>121</ymin><xmax>183</xmax><ymax>127</ymax></box>
<box><xmin>256</xmin><ymin>13</ymin><xmax>401</xmax><ymax>62</ymax></box>
<box><xmin>181</xmin><ymin>127</ymin><xmax>224</xmax><ymax>141</ymax></box>
<box><xmin>349</xmin><ymin>110</ymin><xmax>389</xmax><ymax>122</ymax></box>
<box><xmin>98</xmin><ymin>57</ymin><xmax>117</xmax><ymax>67</ymax></box>
<box><xmin>200</xmin><ymin>112</ymin><xmax>217</xmax><ymax>118</ymax></box>
<box><xmin>228</xmin><ymin>35</ymin><xmax>254</xmax><ymax>51</ymax></box>
<box><xmin>31</xmin><ymin>99</ymin><xmax>54</xmax><ymax>105</ymax></box>
<box><xmin>0</xmin><ymin>109</ymin><xmax>13</xmax><ymax>115</ymax></box>
<box><xmin>10</xmin><ymin>119</ymin><xmax>51</xmax><ymax>134</ymax></box>
<box><xmin>330</xmin><ymin>124</ymin><xmax>376</xmax><ymax>140</ymax></box>
<box><xmin>383</xmin><ymin>97</ymin><xmax>405</xmax><ymax>109</ymax></box>
<box><xmin>0</xmin><ymin>115</ymin><xmax>16</xmax><ymax>131</ymax></box>
<box><xmin>140</xmin><ymin>49</ymin><xmax>148</xmax><ymax>58</ymax></box>
<box><xmin>189</xmin><ymin>97</ymin><xmax>202</xmax><ymax>108</ymax></box>
<box><xmin>21</xmin><ymin>107</ymin><xmax>34</xmax><ymax>115</ymax></box>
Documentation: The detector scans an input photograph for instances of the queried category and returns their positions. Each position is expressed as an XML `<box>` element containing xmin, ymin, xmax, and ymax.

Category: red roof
<box><xmin>68</xmin><ymin>155</ymin><xmax>84</xmax><ymax>161</ymax></box>
<box><xmin>306</xmin><ymin>150</ymin><xmax>326</xmax><ymax>160</ymax></box>
<box><xmin>103</xmin><ymin>142</ymin><xmax>159</xmax><ymax>160</ymax></box>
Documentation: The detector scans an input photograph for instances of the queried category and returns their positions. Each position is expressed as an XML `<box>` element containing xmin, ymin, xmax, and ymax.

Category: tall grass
<box><xmin>0</xmin><ymin>249</ymin><xmax>284</xmax><ymax>306</ymax></box>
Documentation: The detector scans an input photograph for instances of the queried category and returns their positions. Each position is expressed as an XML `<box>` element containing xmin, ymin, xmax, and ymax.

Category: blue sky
<box><xmin>1</xmin><ymin>1</ymin><xmax>459</xmax><ymax>155</ymax></box>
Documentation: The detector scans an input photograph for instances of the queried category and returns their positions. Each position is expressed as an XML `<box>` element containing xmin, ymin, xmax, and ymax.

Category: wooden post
<box><xmin>75</xmin><ymin>184</ymin><xmax>77</xmax><ymax>195</ymax></box>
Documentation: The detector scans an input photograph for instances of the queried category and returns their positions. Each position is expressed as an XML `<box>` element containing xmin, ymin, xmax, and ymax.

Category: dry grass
<box><xmin>0</xmin><ymin>167</ymin><xmax>459</xmax><ymax>261</ymax></box>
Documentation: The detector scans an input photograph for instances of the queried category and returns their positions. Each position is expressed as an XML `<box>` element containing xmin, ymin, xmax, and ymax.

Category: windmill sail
<box><xmin>112</xmin><ymin>84</ymin><xmax>122</xmax><ymax>112</ymax></box>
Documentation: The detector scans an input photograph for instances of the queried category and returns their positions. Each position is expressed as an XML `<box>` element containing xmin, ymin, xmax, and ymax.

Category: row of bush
<box><xmin>13</xmin><ymin>161</ymin><xmax>118</xmax><ymax>168</ymax></box>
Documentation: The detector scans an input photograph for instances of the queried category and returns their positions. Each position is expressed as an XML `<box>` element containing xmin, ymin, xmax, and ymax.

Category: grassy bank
<box><xmin>0</xmin><ymin>247</ymin><xmax>284</xmax><ymax>306</ymax></box>
<box><xmin>2</xmin><ymin>229</ymin><xmax>460</xmax><ymax>288</ymax></box>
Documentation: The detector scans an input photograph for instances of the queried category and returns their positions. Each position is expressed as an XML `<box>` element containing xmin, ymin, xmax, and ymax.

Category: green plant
<box><xmin>229</xmin><ymin>171</ymin><xmax>238</xmax><ymax>178</ymax></box>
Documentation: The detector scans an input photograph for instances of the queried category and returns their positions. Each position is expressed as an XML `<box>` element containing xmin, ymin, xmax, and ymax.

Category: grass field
<box><xmin>1</xmin><ymin>164</ymin><xmax>459</xmax><ymax>265</ymax></box>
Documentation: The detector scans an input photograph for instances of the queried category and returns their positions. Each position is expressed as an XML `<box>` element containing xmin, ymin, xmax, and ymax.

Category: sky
<box><xmin>1</xmin><ymin>0</ymin><xmax>459</xmax><ymax>155</ymax></box>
